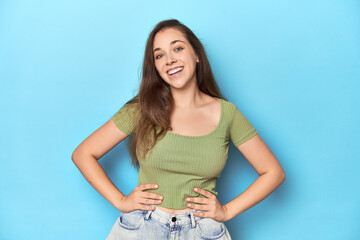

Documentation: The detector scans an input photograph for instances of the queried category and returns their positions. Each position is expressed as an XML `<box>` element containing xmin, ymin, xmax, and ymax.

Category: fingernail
<box><xmin>194</xmin><ymin>187</ymin><xmax>198</xmax><ymax>191</ymax></box>
<box><xmin>186</xmin><ymin>198</ymin><xmax>190</xmax><ymax>201</ymax></box>
<box><xmin>155</xmin><ymin>185</ymin><xmax>158</xmax><ymax>188</ymax></box>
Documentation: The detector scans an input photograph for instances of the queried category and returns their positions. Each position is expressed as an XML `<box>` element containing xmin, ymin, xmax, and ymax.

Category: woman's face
<box><xmin>153</xmin><ymin>28</ymin><xmax>199</xmax><ymax>89</ymax></box>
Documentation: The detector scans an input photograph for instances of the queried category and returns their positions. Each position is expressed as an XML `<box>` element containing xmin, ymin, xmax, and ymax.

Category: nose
<box><xmin>166</xmin><ymin>54</ymin><xmax>176</xmax><ymax>65</ymax></box>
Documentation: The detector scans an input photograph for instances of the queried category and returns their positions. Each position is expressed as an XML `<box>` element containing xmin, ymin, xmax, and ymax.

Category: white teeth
<box><xmin>168</xmin><ymin>67</ymin><xmax>183</xmax><ymax>75</ymax></box>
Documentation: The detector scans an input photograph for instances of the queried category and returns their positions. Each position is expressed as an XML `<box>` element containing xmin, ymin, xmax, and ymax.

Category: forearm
<box><xmin>72</xmin><ymin>152</ymin><xmax>124</xmax><ymax>210</ymax></box>
<box><xmin>224</xmin><ymin>171</ymin><xmax>285</xmax><ymax>221</ymax></box>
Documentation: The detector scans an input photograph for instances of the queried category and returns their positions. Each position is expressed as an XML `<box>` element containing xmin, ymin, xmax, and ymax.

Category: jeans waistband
<box><xmin>144</xmin><ymin>205</ymin><xmax>202</xmax><ymax>228</ymax></box>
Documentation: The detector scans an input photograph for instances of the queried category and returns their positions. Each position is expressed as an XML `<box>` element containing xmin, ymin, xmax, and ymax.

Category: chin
<box><xmin>169</xmin><ymin>83</ymin><xmax>185</xmax><ymax>89</ymax></box>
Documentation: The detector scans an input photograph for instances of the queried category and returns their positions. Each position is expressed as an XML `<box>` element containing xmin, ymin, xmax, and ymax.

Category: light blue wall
<box><xmin>1</xmin><ymin>1</ymin><xmax>359</xmax><ymax>239</ymax></box>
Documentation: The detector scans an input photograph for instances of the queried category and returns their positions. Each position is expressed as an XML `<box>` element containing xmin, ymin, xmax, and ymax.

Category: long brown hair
<box><xmin>123</xmin><ymin>19</ymin><xmax>226</xmax><ymax>169</ymax></box>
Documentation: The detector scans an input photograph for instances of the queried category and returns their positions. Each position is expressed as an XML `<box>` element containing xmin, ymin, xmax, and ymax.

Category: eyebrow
<box><xmin>153</xmin><ymin>40</ymin><xmax>185</xmax><ymax>53</ymax></box>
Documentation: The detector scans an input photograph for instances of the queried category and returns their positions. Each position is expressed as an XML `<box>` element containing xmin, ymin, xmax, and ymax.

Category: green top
<box><xmin>112</xmin><ymin>97</ymin><xmax>257</xmax><ymax>209</ymax></box>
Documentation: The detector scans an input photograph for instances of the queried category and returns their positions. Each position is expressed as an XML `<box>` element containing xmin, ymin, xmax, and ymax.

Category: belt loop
<box><xmin>189</xmin><ymin>211</ymin><xmax>196</xmax><ymax>228</ymax></box>
<box><xmin>144</xmin><ymin>206</ymin><xmax>155</xmax><ymax>220</ymax></box>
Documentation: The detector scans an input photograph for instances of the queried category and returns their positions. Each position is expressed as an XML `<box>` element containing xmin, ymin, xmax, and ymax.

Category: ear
<box><xmin>196</xmin><ymin>57</ymin><xmax>200</xmax><ymax>63</ymax></box>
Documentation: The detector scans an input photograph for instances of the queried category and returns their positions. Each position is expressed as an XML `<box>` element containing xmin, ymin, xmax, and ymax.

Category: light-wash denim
<box><xmin>105</xmin><ymin>205</ymin><xmax>232</xmax><ymax>240</ymax></box>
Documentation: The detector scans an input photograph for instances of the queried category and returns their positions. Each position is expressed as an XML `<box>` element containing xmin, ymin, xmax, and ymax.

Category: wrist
<box><xmin>114</xmin><ymin>194</ymin><xmax>126</xmax><ymax>211</ymax></box>
<box><xmin>223</xmin><ymin>204</ymin><xmax>233</xmax><ymax>221</ymax></box>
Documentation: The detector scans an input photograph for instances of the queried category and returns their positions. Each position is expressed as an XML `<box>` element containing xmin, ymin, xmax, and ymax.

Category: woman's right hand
<box><xmin>117</xmin><ymin>184</ymin><xmax>164</xmax><ymax>213</ymax></box>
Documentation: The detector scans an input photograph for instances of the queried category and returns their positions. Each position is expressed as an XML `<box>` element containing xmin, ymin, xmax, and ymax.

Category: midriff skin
<box><xmin>157</xmin><ymin>205</ymin><xmax>193</xmax><ymax>214</ymax></box>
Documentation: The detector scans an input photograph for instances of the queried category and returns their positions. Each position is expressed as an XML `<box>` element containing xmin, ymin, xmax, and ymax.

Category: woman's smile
<box><xmin>167</xmin><ymin>66</ymin><xmax>184</xmax><ymax>78</ymax></box>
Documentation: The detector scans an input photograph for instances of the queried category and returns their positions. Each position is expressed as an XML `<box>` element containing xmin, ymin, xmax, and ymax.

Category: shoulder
<box><xmin>217</xmin><ymin>97</ymin><xmax>237</xmax><ymax>112</ymax></box>
<box><xmin>113</xmin><ymin>98</ymin><xmax>141</xmax><ymax>121</ymax></box>
<box><xmin>112</xmin><ymin>99</ymin><xmax>141</xmax><ymax>134</ymax></box>
<box><xmin>119</xmin><ymin>99</ymin><xmax>140</xmax><ymax>112</ymax></box>
<box><xmin>124</xmin><ymin>100</ymin><xmax>140</xmax><ymax>111</ymax></box>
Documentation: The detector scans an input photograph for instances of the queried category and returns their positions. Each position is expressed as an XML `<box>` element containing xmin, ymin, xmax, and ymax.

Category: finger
<box><xmin>139</xmin><ymin>197</ymin><xmax>163</xmax><ymax>205</ymax></box>
<box><xmin>134</xmin><ymin>190</ymin><xmax>161</xmax><ymax>202</ymax></box>
<box><xmin>186</xmin><ymin>202</ymin><xmax>210</xmax><ymax>211</ymax></box>
<box><xmin>138</xmin><ymin>183</ymin><xmax>159</xmax><ymax>191</ymax></box>
<box><xmin>143</xmin><ymin>192</ymin><xmax>164</xmax><ymax>200</ymax></box>
<box><xmin>193</xmin><ymin>187</ymin><xmax>214</xmax><ymax>199</ymax></box>
<box><xmin>193</xmin><ymin>211</ymin><xmax>207</xmax><ymax>218</ymax></box>
<box><xmin>137</xmin><ymin>204</ymin><xmax>156</xmax><ymax>211</ymax></box>
<box><xmin>186</xmin><ymin>197</ymin><xmax>208</xmax><ymax>204</ymax></box>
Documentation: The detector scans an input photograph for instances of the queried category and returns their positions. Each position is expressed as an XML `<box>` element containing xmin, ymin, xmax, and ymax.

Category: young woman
<box><xmin>72</xmin><ymin>19</ymin><xmax>285</xmax><ymax>240</ymax></box>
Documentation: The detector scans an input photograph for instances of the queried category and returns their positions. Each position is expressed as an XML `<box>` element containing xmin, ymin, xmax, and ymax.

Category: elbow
<box><xmin>277</xmin><ymin>169</ymin><xmax>286</xmax><ymax>184</ymax></box>
<box><xmin>268</xmin><ymin>169</ymin><xmax>286</xmax><ymax>184</ymax></box>
<box><xmin>71</xmin><ymin>148</ymin><xmax>97</xmax><ymax>165</ymax></box>
<box><xmin>71</xmin><ymin>148</ymin><xmax>84</xmax><ymax>164</ymax></box>
<box><xmin>71</xmin><ymin>149</ymin><xmax>79</xmax><ymax>163</ymax></box>
<box><xmin>280</xmin><ymin>171</ymin><xmax>286</xmax><ymax>183</ymax></box>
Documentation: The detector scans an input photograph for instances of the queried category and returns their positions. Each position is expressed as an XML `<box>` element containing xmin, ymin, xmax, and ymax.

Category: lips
<box><xmin>167</xmin><ymin>66</ymin><xmax>184</xmax><ymax>76</ymax></box>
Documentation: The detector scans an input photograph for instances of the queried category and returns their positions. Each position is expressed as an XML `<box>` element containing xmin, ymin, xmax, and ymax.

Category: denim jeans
<box><xmin>105</xmin><ymin>205</ymin><xmax>232</xmax><ymax>240</ymax></box>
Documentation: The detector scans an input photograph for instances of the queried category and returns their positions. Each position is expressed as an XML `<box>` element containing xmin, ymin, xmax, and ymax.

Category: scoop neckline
<box><xmin>167</xmin><ymin>97</ymin><xmax>223</xmax><ymax>139</ymax></box>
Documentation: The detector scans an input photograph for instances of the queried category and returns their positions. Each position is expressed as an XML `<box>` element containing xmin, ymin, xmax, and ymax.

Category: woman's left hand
<box><xmin>186</xmin><ymin>187</ymin><xmax>230</xmax><ymax>222</ymax></box>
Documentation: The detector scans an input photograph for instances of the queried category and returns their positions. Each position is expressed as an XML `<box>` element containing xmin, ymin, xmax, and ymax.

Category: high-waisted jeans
<box><xmin>105</xmin><ymin>205</ymin><xmax>232</xmax><ymax>240</ymax></box>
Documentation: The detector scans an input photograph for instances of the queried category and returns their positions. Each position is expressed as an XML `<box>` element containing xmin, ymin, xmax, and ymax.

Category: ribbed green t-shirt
<box><xmin>112</xmin><ymin>97</ymin><xmax>257</xmax><ymax>209</ymax></box>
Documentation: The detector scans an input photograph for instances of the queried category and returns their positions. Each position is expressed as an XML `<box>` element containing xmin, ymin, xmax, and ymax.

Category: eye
<box><xmin>175</xmin><ymin>47</ymin><xmax>183</xmax><ymax>52</ymax></box>
<box><xmin>155</xmin><ymin>54</ymin><xmax>163</xmax><ymax>60</ymax></box>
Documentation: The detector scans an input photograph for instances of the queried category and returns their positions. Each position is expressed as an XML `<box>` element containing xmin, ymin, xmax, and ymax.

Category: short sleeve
<box><xmin>229</xmin><ymin>105</ymin><xmax>257</xmax><ymax>147</ymax></box>
<box><xmin>111</xmin><ymin>102</ymin><xmax>140</xmax><ymax>135</ymax></box>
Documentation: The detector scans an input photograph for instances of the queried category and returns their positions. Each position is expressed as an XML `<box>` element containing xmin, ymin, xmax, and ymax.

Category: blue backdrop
<box><xmin>1</xmin><ymin>1</ymin><xmax>359</xmax><ymax>239</ymax></box>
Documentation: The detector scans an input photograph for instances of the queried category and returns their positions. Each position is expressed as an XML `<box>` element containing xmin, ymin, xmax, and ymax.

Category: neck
<box><xmin>170</xmin><ymin>82</ymin><xmax>205</xmax><ymax>109</ymax></box>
